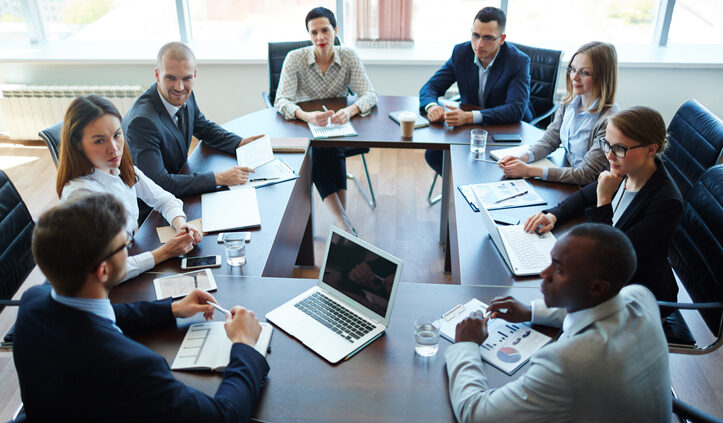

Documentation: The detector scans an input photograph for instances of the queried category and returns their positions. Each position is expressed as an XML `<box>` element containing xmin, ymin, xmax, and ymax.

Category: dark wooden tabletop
<box><xmin>448</xmin><ymin>144</ymin><xmax>583</xmax><ymax>286</ymax></box>
<box><xmin>109</xmin><ymin>274</ymin><xmax>556</xmax><ymax>423</ymax></box>
<box><xmin>223</xmin><ymin>95</ymin><xmax>545</xmax><ymax>149</ymax></box>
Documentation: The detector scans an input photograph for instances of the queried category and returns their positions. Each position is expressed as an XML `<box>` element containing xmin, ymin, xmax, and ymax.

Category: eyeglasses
<box><xmin>599</xmin><ymin>137</ymin><xmax>647</xmax><ymax>158</ymax></box>
<box><xmin>567</xmin><ymin>66</ymin><xmax>593</xmax><ymax>79</ymax></box>
<box><xmin>471</xmin><ymin>33</ymin><xmax>502</xmax><ymax>43</ymax></box>
<box><xmin>93</xmin><ymin>231</ymin><xmax>134</xmax><ymax>270</ymax></box>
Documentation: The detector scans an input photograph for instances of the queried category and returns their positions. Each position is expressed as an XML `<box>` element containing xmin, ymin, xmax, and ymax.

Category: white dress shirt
<box><xmin>61</xmin><ymin>166</ymin><xmax>186</xmax><ymax>281</ymax></box>
<box><xmin>471</xmin><ymin>49</ymin><xmax>500</xmax><ymax>124</ymax></box>
<box><xmin>445</xmin><ymin>285</ymin><xmax>671</xmax><ymax>423</ymax></box>
<box><xmin>158</xmin><ymin>88</ymin><xmax>183</xmax><ymax>128</ymax></box>
<box><xmin>274</xmin><ymin>45</ymin><xmax>377</xmax><ymax>120</ymax></box>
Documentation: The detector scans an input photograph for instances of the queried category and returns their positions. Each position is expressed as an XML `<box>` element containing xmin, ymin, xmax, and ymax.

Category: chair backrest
<box><xmin>664</xmin><ymin>99</ymin><xmax>723</xmax><ymax>198</ymax></box>
<box><xmin>509</xmin><ymin>42</ymin><xmax>563</xmax><ymax>127</ymax></box>
<box><xmin>0</xmin><ymin>170</ymin><xmax>35</xmax><ymax>310</ymax></box>
<box><xmin>38</xmin><ymin>121</ymin><xmax>63</xmax><ymax>168</ymax></box>
<box><xmin>668</xmin><ymin>164</ymin><xmax>723</xmax><ymax>333</ymax></box>
<box><xmin>267</xmin><ymin>37</ymin><xmax>342</xmax><ymax>105</ymax></box>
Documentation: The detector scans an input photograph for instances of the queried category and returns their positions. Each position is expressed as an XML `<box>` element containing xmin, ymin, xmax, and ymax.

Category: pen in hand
<box><xmin>206</xmin><ymin>300</ymin><xmax>231</xmax><ymax>316</ymax></box>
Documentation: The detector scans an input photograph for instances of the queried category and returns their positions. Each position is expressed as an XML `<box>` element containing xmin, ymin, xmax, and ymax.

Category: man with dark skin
<box><xmin>446</xmin><ymin>224</ymin><xmax>671</xmax><ymax>422</ymax></box>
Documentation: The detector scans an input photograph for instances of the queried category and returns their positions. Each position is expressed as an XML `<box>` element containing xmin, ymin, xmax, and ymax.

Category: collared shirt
<box><xmin>51</xmin><ymin>288</ymin><xmax>122</xmax><ymax>333</ymax></box>
<box><xmin>528</xmin><ymin>96</ymin><xmax>603</xmax><ymax>179</ymax></box>
<box><xmin>157</xmin><ymin>87</ymin><xmax>183</xmax><ymax>128</ymax></box>
<box><xmin>61</xmin><ymin>166</ymin><xmax>185</xmax><ymax>281</ymax></box>
<box><xmin>471</xmin><ymin>48</ymin><xmax>500</xmax><ymax>124</ymax></box>
<box><xmin>274</xmin><ymin>45</ymin><xmax>377</xmax><ymax>120</ymax></box>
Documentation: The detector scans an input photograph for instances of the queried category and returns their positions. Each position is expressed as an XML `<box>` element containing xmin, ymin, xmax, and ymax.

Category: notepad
<box><xmin>153</xmin><ymin>269</ymin><xmax>217</xmax><ymax>300</ymax></box>
<box><xmin>201</xmin><ymin>188</ymin><xmax>261</xmax><ymax>233</ymax></box>
<box><xmin>440</xmin><ymin>298</ymin><xmax>552</xmax><ymax>375</ymax></box>
<box><xmin>489</xmin><ymin>146</ymin><xmax>557</xmax><ymax>169</ymax></box>
<box><xmin>236</xmin><ymin>134</ymin><xmax>274</xmax><ymax>170</ymax></box>
<box><xmin>171</xmin><ymin>321</ymin><xmax>273</xmax><ymax>372</ymax></box>
<box><xmin>308</xmin><ymin>120</ymin><xmax>357</xmax><ymax>139</ymax></box>
<box><xmin>155</xmin><ymin>218</ymin><xmax>203</xmax><ymax>244</ymax></box>
<box><xmin>464</xmin><ymin>179</ymin><xmax>546</xmax><ymax>211</ymax></box>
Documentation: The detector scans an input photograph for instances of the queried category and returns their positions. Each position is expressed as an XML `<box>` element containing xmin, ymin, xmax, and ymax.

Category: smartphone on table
<box><xmin>181</xmin><ymin>255</ymin><xmax>221</xmax><ymax>270</ymax></box>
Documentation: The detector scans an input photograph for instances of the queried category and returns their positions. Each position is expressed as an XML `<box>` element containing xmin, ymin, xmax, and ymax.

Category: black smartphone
<box><xmin>493</xmin><ymin>216</ymin><xmax>520</xmax><ymax>226</ymax></box>
<box><xmin>492</xmin><ymin>134</ymin><xmax>523</xmax><ymax>143</ymax></box>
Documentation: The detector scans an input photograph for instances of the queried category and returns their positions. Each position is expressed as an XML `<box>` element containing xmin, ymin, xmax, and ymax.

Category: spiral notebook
<box><xmin>308</xmin><ymin>121</ymin><xmax>357</xmax><ymax>139</ymax></box>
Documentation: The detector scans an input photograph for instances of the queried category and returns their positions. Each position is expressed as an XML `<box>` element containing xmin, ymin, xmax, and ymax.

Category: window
<box><xmin>412</xmin><ymin>0</ymin><xmax>501</xmax><ymax>49</ymax></box>
<box><xmin>667</xmin><ymin>0</ymin><xmax>722</xmax><ymax>45</ymax></box>
<box><xmin>188</xmin><ymin>0</ymin><xmax>335</xmax><ymax>43</ymax></box>
<box><xmin>36</xmin><ymin>0</ymin><xmax>178</xmax><ymax>42</ymax></box>
<box><xmin>506</xmin><ymin>0</ymin><xmax>659</xmax><ymax>47</ymax></box>
<box><xmin>0</xmin><ymin>0</ymin><xmax>29</xmax><ymax>41</ymax></box>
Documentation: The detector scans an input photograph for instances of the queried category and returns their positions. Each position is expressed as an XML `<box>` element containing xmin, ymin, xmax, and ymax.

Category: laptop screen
<box><xmin>321</xmin><ymin>231</ymin><xmax>399</xmax><ymax>318</ymax></box>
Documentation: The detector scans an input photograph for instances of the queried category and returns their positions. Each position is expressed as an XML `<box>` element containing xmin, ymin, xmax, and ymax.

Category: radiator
<box><xmin>0</xmin><ymin>85</ymin><xmax>145</xmax><ymax>140</ymax></box>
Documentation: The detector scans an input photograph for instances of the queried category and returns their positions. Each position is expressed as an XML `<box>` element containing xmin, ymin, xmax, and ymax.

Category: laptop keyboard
<box><xmin>500</xmin><ymin>229</ymin><xmax>551</xmax><ymax>270</ymax></box>
<box><xmin>294</xmin><ymin>292</ymin><xmax>376</xmax><ymax>343</ymax></box>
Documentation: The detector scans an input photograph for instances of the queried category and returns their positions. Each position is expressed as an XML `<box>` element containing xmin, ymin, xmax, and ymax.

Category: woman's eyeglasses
<box><xmin>567</xmin><ymin>66</ymin><xmax>592</xmax><ymax>79</ymax></box>
<box><xmin>599</xmin><ymin>137</ymin><xmax>647</xmax><ymax>158</ymax></box>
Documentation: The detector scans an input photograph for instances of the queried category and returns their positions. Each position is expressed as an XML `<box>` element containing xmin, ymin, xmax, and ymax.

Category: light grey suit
<box><xmin>444</xmin><ymin>285</ymin><xmax>671</xmax><ymax>423</ymax></box>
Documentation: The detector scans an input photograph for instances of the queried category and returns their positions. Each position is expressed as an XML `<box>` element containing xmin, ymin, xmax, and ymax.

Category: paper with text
<box><xmin>236</xmin><ymin>135</ymin><xmax>274</xmax><ymax>169</ymax></box>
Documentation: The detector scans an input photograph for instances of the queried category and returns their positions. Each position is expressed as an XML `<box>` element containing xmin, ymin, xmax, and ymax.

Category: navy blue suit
<box><xmin>13</xmin><ymin>284</ymin><xmax>269</xmax><ymax>423</ymax></box>
<box><xmin>420</xmin><ymin>42</ymin><xmax>533</xmax><ymax>174</ymax></box>
<box><xmin>124</xmin><ymin>84</ymin><xmax>243</xmax><ymax>197</ymax></box>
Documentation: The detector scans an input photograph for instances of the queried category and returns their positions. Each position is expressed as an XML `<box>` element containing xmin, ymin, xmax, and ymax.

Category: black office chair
<box><xmin>664</xmin><ymin>99</ymin><xmax>723</xmax><ymax>199</ymax></box>
<box><xmin>264</xmin><ymin>38</ymin><xmax>376</xmax><ymax>209</ymax></box>
<box><xmin>509</xmin><ymin>42</ymin><xmax>564</xmax><ymax>129</ymax></box>
<box><xmin>38</xmin><ymin>121</ymin><xmax>63</xmax><ymax>168</ymax></box>
<box><xmin>660</xmin><ymin>165</ymin><xmax>723</xmax><ymax>354</ymax></box>
<box><xmin>673</xmin><ymin>396</ymin><xmax>723</xmax><ymax>423</ymax></box>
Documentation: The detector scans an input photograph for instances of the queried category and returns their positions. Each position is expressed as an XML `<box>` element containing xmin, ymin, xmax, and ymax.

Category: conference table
<box><xmin>113</xmin><ymin>95</ymin><xmax>584</xmax><ymax>421</ymax></box>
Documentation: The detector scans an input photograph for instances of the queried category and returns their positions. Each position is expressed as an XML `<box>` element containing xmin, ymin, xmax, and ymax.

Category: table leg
<box><xmin>439</xmin><ymin>148</ymin><xmax>451</xmax><ymax>246</ymax></box>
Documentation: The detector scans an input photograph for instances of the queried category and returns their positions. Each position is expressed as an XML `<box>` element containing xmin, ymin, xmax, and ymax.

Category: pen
<box><xmin>494</xmin><ymin>190</ymin><xmax>528</xmax><ymax>203</ymax></box>
<box><xmin>207</xmin><ymin>300</ymin><xmax>231</xmax><ymax>316</ymax></box>
<box><xmin>322</xmin><ymin>105</ymin><xmax>328</xmax><ymax>112</ymax></box>
<box><xmin>193</xmin><ymin>275</ymin><xmax>198</xmax><ymax>288</ymax></box>
<box><xmin>185</xmin><ymin>227</ymin><xmax>189</xmax><ymax>233</ymax></box>
<box><xmin>250</xmin><ymin>177</ymin><xmax>281</xmax><ymax>182</ymax></box>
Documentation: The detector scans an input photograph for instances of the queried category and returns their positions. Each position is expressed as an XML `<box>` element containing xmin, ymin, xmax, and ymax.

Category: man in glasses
<box><xmin>13</xmin><ymin>193</ymin><xmax>269</xmax><ymax>422</ymax></box>
<box><xmin>419</xmin><ymin>6</ymin><xmax>533</xmax><ymax>175</ymax></box>
<box><xmin>445</xmin><ymin>224</ymin><xmax>671</xmax><ymax>421</ymax></box>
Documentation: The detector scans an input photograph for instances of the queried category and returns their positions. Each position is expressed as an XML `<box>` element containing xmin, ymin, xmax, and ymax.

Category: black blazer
<box><xmin>545</xmin><ymin>157</ymin><xmax>683</xmax><ymax>302</ymax></box>
<box><xmin>13</xmin><ymin>284</ymin><xmax>269</xmax><ymax>422</ymax></box>
<box><xmin>418</xmin><ymin>42</ymin><xmax>534</xmax><ymax>124</ymax></box>
<box><xmin>124</xmin><ymin>84</ymin><xmax>243</xmax><ymax>196</ymax></box>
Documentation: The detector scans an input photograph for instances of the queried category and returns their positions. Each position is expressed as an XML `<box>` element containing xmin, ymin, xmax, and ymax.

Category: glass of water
<box><xmin>414</xmin><ymin>316</ymin><xmax>441</xmax><ymax>357</ymax></box>
<box><xmin>223</xmin><ymin>237</ymin><xmax>246</xmax><ymax>266</ymax></box>
<box><xmin>470</xmin><ymin>129</ymin><xmax>488</xmax><ymax>160</ymax></box>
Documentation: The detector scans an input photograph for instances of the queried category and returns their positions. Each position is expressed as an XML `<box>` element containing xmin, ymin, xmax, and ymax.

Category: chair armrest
<box><xmin>672</xmin><ymin>397</ymin><xmax>723</xmax><ymax>423</ymax></box>
<box><xmin>262</xmin><ymin>92</ymin><xmax>273</xmax><ymax>109</ymax></box>
<box><xmin>657</xmin><ymin>301</ymin><xmax>723</xmax><ymax>310</ymax></box>
<box><xmin>0</xmin><ymin>300</ymin><xmax>20</xmax><ymax>306</ymax></box>
<box><xmin>529</xmin><ymin>103</ymin><xmax>560</xmax><ymax>128</ymax></box>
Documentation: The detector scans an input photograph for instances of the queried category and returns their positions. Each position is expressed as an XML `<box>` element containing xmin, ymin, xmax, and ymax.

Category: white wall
<box><xmin>1</xmin><ymin>61</ymin><xmax>722</xmax><ymax>131</ymax></box>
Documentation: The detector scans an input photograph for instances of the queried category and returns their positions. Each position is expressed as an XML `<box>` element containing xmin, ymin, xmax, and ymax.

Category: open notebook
<box><xmin>308</xmin><ymin>121</ymin><xmax>357</xmax><ymax>139</ymax></box>
<box><xmin>171</xmin><ymin>322</ymin><xmax>273</xmax><ymax>372</ymax></box>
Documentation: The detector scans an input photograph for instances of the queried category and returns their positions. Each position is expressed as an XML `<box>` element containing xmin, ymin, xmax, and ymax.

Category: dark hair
<box><xmin>305</xmin><ymin>7</ymin><xmax>336</xmax><ymax>30</ymax></box>
<box><xmin>32</xmin><ymin>193</ymin><xmax>127</xmax><ymax>296</ymax></box>
<box><xmin>474</xmin><ymin>7</ymin><xmax>506</xmax><ymax>32</ymax></box>
<box><xmin>567</xmin><ymin>223</ymin><xmax>637</xmax><ymax>292</ymax></box>
<box><xmin>56</xmin><ymin>95</ymin><xmax>136</xmax><ymax>197</ymax></box>
<box><xmin>608</xmin><ymin>106</ymin><xmax>668</xmax><ymax>155</ymax></box>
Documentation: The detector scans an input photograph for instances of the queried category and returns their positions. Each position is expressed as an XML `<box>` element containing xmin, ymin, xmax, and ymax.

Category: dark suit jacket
<box><xmin>13</xmin><ymin>284</ymin><xmax>269</xmax><ymax>423</ymax></box>
<box><xmin>419</xmin><ymin>42</ymin><xmax>533</xmax><ymax>124</ymax></box>
<box><xmin>124</xmin><ymin>84</ymin><xmax>242</xmax><ymax>196</ymax></box>
<box><xmin>545</xmin><ymin>157</ymin><xmax>683</xmax><ymax>302</ymax></box>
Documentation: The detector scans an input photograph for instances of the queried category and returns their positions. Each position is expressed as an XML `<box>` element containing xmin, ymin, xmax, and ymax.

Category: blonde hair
<box><xmin>608</xmin><ymin>106</ymin><xmax>668</xmax><ymax>155</ymax></box>
<box><xmin>56</xmin><ymin>95</ymin><xmax>136</xmax><ymax>197</ymax></box>
<box><xmin>562</xmin><ymin>41</ymin><xmax>618</xmax><ymax>114</ymax></box>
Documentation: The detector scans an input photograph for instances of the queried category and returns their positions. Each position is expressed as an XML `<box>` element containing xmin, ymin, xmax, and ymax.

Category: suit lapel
<box><xmin>466</xmin><ymin>48</ymin><xmax>480</xmax><ymax>106</ymax></box>
<box><xmin>150</xmin><ymin>85</ymin><xmax>188</xmax><ymax>156</ymax></box>
<box><xmin>483</xmin><ymin>44</ymin><xmax>505</xmax><ymax>106</ymax></box>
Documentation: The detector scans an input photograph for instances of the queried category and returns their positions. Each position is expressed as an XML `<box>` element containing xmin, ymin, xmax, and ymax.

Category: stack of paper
<box><xmin>464</xmin><ymin>179</ymin><xmax>546</xmax><ymax>210</ymax></box>
<box><xmin>201</xmin><ymin>188</ymin><xmax>261</xmax><ymax>233</ymax></box>
<box><xmin>489</xmin><ymin>146</ymin><xmax>556</xmax><ymax>169</ymax></box>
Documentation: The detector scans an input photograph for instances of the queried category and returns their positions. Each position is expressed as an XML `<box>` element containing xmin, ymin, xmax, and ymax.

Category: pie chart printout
<box><xmin>497</xmin><ymin>347</ymin><xmax>522</xmax><ymax>363</ymax></box>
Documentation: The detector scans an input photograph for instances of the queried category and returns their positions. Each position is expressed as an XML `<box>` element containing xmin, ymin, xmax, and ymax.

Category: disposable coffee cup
<box><xmin>399</xmin><ymin>112</ymin><xmax>417</xmax><ymax>138</ymax></box>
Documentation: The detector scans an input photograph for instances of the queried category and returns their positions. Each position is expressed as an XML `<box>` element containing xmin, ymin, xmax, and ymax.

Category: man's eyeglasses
<box><xmin>94</xmin><ymin>231</ymin><xmax>134</xmax><ymax>270</ymax></box>
<box><xmin>599</xmin><ymin>137</ymin><xmax>647</xmax><ymax>158</ymax></box>
<box><xmin>567</xmin><ymin>66</ymin><xmax>593</xmax><ymax>79</ymax></box>
<box><xmin>471</xmin><ymin>33</ymin><xmax>501</xmax><ymax>43</ymax></box>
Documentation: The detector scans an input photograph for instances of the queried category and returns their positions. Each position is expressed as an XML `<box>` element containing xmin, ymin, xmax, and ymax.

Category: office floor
<box><xmin>0</xmin><ymin>141</ymin><xmax>720</xmax><ymax>421</ymax></box>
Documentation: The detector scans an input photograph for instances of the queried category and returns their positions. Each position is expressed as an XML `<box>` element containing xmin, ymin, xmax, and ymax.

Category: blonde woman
<box><xmin>499</xmin><ymin>41</ymin><xmax>619</xmax><ymax>184</ymax></box>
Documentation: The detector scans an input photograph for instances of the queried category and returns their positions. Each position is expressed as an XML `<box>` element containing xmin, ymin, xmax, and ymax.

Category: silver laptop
<box><xmin>472</xmin><ymin>189</ymin><xmax>556</xmax><ymax>276</ymax></box>
<box><xmin>266</xmin><ymin>227</ymin><xmax>403</xmax><ymax>363</ymax></box>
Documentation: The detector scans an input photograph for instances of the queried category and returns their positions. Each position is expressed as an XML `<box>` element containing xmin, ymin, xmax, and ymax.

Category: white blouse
<box><xmin>61</xmin><ymin>166</ymin><xmax>186</xmax><ymax>281</ymax></box>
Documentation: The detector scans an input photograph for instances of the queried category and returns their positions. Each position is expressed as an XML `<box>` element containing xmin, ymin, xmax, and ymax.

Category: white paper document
<box><xmin>153</xmin><ymin>269</ymin><xmax>217</xmax><ymax>300</ymax></box>
<box><xmin>201</xmin><ymin>188</ymin><xmax>261</xmax><ymax>233</ymax></box>
<box><xmin>466</xmin><ymin>179</ymin><xmax>546</xmax><ymax>210</ymax></box>
<box><xmin>171</xmin><ymin>322</ymin><xmax>273</xmax><ymax>372</ymax></box>
<box><xmin>489</xmin><ymin>146</ymin><xmax>557</xmax><ymax>169</ymax></box>
<box><xmin>228</xmin><ymin>158</ymin><xmax>298</xmax><ymax>190</ymax></box>
<box><xmin>440</xmin><ymin>298</ymin><xmax>552</xmax><ymax>375</ymax></box>
<box><xmin>308</xmin><ymin>120</ymin><xmax>357</xmax><ymax>139</ymax></box>
<box><xmin>236</xmin><ymin>134</ymin><xmax>274</xmax><ymax>169</ymax></box>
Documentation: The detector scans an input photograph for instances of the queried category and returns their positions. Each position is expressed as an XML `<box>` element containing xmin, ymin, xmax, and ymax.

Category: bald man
<box><xmin>446</xmin><ymin>223</ymin><xmax>671</xmax><ymax>422</ymax></box>
<box><xmin>124</xmin><ymin>42</ymin><xmax>263</xmax><ymax>197</ymax></box>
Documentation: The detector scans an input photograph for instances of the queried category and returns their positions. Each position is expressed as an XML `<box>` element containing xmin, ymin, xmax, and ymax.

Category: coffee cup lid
<box><xmin>399</xmin><ymin>111</ymin><xmax>417</xmax><ymax>122</ymax></box>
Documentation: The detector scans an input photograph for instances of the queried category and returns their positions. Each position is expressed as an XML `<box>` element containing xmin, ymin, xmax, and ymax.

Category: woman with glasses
<box><xmin>56</xmin><ymin>95</ymin><xmax>201</xmax><ymax>282</ymax></box>
<box><xmin>499</xmin><ymin>41</ymin><xmax>619</xmax><ymax>185</ymax></box>
<box><xmin>524</xmin><ymin>106</ymin><xmax>683</xmax><ymax>304</ymax></box>
<box><xmin>274</xmin><ymin>7</ymin><xmax>377</xmax><ymax>236</ymax></box>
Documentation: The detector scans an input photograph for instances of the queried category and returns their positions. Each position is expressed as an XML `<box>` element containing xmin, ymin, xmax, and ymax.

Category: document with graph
<box><xmin>439</xmin><ymin>298</ymin><xmax>552</xmax><ymax>375</ymax></box>
<box><xmin>308</xmin><ymin>120</ymin><xmax>357</xmax><ymax>139</ymax></box>
<box><xmin>171</xmin><ymin>321</ymin><xmax>273</xmax><ymax>372</ymax></box>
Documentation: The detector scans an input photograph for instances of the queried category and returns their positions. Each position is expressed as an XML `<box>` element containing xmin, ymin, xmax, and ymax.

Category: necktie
<box><xmin>175</xmin><ymin>106</ymin><xmax>187</xmax><ymax>141</ymax></box>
